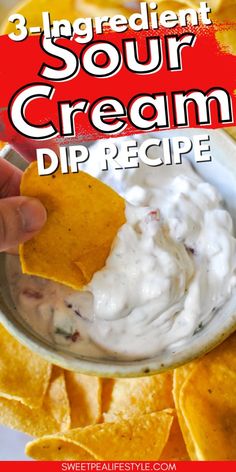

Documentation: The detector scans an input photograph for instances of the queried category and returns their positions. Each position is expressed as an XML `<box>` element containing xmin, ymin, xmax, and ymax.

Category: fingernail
<box><xmin>19</xmin><ymin>198</ymin><xmax>47</xmax><ymax>233</ymax></box>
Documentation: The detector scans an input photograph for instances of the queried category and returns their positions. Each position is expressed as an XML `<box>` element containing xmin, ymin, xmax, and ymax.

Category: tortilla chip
<box><xmin>74</xmin><ymin>243</ymin><xmax>111</xmax><ymax>284</ymax></box>
<box><xmin>20</xmin><ymin>164</ymin><xmax>125</xmax><ymax>290</ymax></box>
<box><xmin>0</xmin><ymin>323</ymin><xmax>51</xmax><ymax>408</ymax></box>
<box><xmin>180</xmin><ymin>333</ymin><xmax>236</xmax><ymax>460</ymax></box>
<box><xmin>65</xmin><ymin>371</ymin><xmax>102</xmax><ymax>427</ymax></box>
<box><xmin>2</xmin><ymin>0</ymin><xmax>82</xmax><ymax>35</ymax></box>
<box><xmin>101</xmin><ymin>378</ymin><xmax>115</xmax><ymax>414</ymax></box>
<box><xmin>155</xmin><ymin>2</ymin><xmax>191</xmax><ymax>14</ymax></box>
<box><xmin>0</xmin><ymin>366</ymin><xmax>70</xmax><ymax>437</ymax></box>
<box><xmin>202</xmin><ymin>0</ymin><xmax>234</xmax><ymax>11</ymax></box>
<box><xmin>215</xmin><ymin>5</ymin><xmax>236</xmax><ymax>55</ymax></box>
<box><xmin>26</xmin><ymin>411</ymin><xmax>173</xmax><ymax>460</ymax></box>
<box><xmin>27</xmin><ymin>438</ymin><xmax>93</xmax><ymax>460</ymax></box>
<box><xmin>225</xmin><ymin>127</ymin><xmax>236</xmax><ymax>141</ymax></box>
<box><xmin>173</xmin><ymin>362</ymin><xmax>199</xmax><ymax>460</ymax></box>
<box><xmin>160</xmin><ymin>414</ymin><xmax>190</xmax><ymax>461</ymax></box>
<box><xmin>46</xmin><ymin>367</ymin><xmax>71</xmax><ymax>431</ymax></box>
<box><xmin>77</xmin><ymin>0</ymin><xmax>134</xmax><ymax>17</ymax></box>
<box><xmin>156</xmin><ymin>0</ymin><xmax>232</xmax><ymax>13</ymax></box>
<box><xmin>103</xmin><ymin>372</ymin><xmax>174</xmax><ymax>422</ymax></box>
<box><xmin>2</xmin><ymin>0</ymin><xmax>132</xmax><ymax>35</ymax></box>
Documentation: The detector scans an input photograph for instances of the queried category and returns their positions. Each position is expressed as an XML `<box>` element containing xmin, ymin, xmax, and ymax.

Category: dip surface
<box><xmin>6</xmin><ymin>144</ymin><xmax>236</xmax><ymax>360</ymax></box>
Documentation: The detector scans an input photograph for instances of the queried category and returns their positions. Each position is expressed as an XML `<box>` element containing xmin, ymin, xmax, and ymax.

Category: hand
<box><xmin>0</xmin><ymin>159</ymin><xmax>46</xmax><ymax>252</ymax></box>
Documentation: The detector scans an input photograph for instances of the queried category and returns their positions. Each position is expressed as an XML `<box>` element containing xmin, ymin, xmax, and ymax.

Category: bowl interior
<box><xmin>0</xmin><ymin>129</ymin><xmax>236</xmax><ymax>377</ymax></box>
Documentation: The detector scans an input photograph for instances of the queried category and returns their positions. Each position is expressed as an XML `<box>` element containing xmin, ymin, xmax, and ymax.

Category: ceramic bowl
<box><xmin>0</xmin><ymin>129</ymin><xmax>236</xmax><ymax>377</ymax></box>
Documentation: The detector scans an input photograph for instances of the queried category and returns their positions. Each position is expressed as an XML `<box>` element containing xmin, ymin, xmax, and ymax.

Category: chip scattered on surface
<box><xmin>215</xmin><ymin>5</ymin><xmax>236</xmax><ymax>56</ymax></box>
<box><xmin>155</xmin><ymin>0</ymin><xmax>234</xmax><ymax>13</ymax></box>
<box><xmin>173</xmin><ymin>362</ymin><xmax>199</xmax><ymax>460</ymax></box>
<box><xmin>1</xmin><ymin>0</ymin><xmax>132</xmax><ymax>35</ymax></box>
<box><xmin>45</xmin><ymin>367</ymin><xmax>71</xmax><ymax>432</ymax></box>
<box><xmin>25</xmin><ymin>411</ymin><xmax>173</xmax><ymax>460</ymax></box>
<box><xmin>20</xmin><ymin>163</ymin><xmax>126</xmax><ymax>290</ymax></box>
<box><xmin>75</xmin><ymin>0</ymin><xmax>133</xmax><ymax>17</ymax></box>
<box><xmin>1</xmin><ymin>0</ymin><xmax>231</xmax><ymax>38</ymax></box>
<box><xmin>2</xmin><ymin>0</ymin><xmax>83</xmax><ymax>35</ymax></box>
<box><xmin>0</xmin><ymin>323</ymin><xmax>51</xmax><ymax>409</ymax></box>
<box><xmin>160</xmin><ymin>414</ymin><xmax>190</xmax><ymax>461</ymax></box>
<box><xmin>179</xmin><ymin>333</ymin><xmax>236</xmax><ymax>460</ymax></box>
<box><xmin>0</xmin><ymin>324</ymin><xmax>236</xmax><ymax>459</ymax></box>
<box><xmin>103</xmin><ymin>372</ymin><xmax>174</xmax><ymax>422</ymax></box>
<box><xmin>0</xmin><ymin>366</ymin><xmax>70</xmax><ymax>437</ymax></box>
<box><xmin>65</xmin><ymin>371</ymin><xmax>102</xmax><ymax>427</ymax></box>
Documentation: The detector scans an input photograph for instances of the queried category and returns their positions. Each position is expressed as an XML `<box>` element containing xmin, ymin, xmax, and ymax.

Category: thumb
<box><xmin>0</xmin><ymin>196</ymin><xmax>47</xmax><ymax>252</ymax></box>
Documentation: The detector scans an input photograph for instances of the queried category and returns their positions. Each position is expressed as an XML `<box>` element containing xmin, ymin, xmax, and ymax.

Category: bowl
<box><xmin>0</xmin><ymin>129</ymin><xmax>236</xmax><ymax>377</ymax></box>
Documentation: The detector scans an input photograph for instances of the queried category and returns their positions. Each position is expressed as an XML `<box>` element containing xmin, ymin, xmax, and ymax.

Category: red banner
<box><xmin>0</xmin><ymin>462</ymin><xmax>236</xmax><ymax>471</ymax></box>
<box><xmin>0</xmin><ymin>22</ymin><xmax>235</xmax><ymax>158</ymax></box>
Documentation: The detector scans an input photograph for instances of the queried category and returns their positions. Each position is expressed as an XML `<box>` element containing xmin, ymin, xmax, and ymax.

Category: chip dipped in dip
<box><xmin>6</xmin><ymin>141</ymin><xmax>236</xmax><ymax>361</ymax></box>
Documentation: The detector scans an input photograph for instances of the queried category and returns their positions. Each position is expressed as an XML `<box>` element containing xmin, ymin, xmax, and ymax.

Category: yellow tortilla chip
<box><xmin>74</xmin><ymin>242</ymin><xmax>111</xmax><ymax>284</ymax></box>
<box><xmin>0</xmin><ymin>323</ymin><xmax>51</xmax><ymax>408</ymax></box>
<box><xmin>215</xmin><ymin>5</ymin><xmax>236</xmax><ymax>55</ymax></box>
<box><xmin>193</xmin><ymin>0</ymin><xmax>234</xmax><ymax>11</ymax></box>
<box><xmin>26</xmin><ymin>411</ymin><xmax>173</xmax><ymax>460</ymax></box>
<box><xmin>213</xmin><ymin>0</ymin><xmax>236</xmax><ymax>11</ymax></box>
<box><xmin>46</xmin><ymin>367</ymin><xmax>71</xmax><ymax>431</ymax></box>
<box><xmin>0</xmin><ymin>366</ymin><xmax>70</xmax><ymax>437</ymax></box>
<box><xmin>2</xmin><ymin>0</ymin><xmax>82</xmax><ymax>35</ymax></box>
<box><xmin>2</xmin><ymin>0</ymin><xmax>133</xmax><ymax>35</ymax></box>
<box><xmin>173</xmin><ymin>362</ymin><xmax>199</xmax><ymax>460</ymax></box>
<box><xmin>155</xmin><ymin>2</ymin><xmax>192</xmax><ymax>15</ymax></box>
<box><xmin>65</xmin><ymin>371</ymin><xmax>102</xmax><ymax>427</ymax></box>
<box><xmin>160</xmin><ymin>414</ymin><xmax>190</xmax><ymax>461</ymax></box>
<box><xmin>213</xmin><ymin>5</ymin><xmax>236</xmax><ymax>138</ymax></box>
<box><xmin>103</xmin><ymin>372</ymin><xmax>174</xmax><ymax>422</ymax></box>
<box><xmin>226</xmin><ymin>126</ymin><xmax>236</xmax><ymax>141</ymax></box>
<box><xmin>180</xmin><ymin>333</ymin><xmax>236</xmax><ymax>460</ymax></box>
<box><xmin>155</xmin><ymin>0</ymin><xmax>233</xmax><ymax>13</ymax></box>
<box><xmin>101</xmin><ymin>377</ymin><xmax>115</xmax><ymax>414</ymax></box>
<box><xmin>77</xmin><ymin>0</ymin><xmax>134</xmax><ymax>17</ymax></box>
<box><xmin>20</xmin><ymin>164</ymin><xmax>126</xmax><ymax>290</ymax></box>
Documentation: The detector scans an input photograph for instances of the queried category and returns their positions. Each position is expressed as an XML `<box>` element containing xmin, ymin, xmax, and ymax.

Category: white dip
<box><xmin>6</xmin><ymin>140</ymin><xmax>236</xmax><ymax>360</ymax></box>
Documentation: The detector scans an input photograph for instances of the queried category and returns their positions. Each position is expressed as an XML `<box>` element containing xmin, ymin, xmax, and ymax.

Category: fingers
<box><xmin>0</xmin><ymin>159</ymin><xmax>22</xmax><ymax>198</ymax></box>
<box><xmin>6</xmin><ymin>246</ymin><xmax>19</xmax><ymax>255</ymax></box>
<box><xmin>0</xmin><ymin>196</ymin><xmax>47</xmax><ymax>252</ymax></box>
<box><xmin>11</xmin><ymin>138</ymin><xmax>60</xmax><ymax>163</ymax></box>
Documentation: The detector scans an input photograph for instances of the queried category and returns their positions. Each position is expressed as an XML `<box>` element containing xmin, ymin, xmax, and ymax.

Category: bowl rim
<box><xmin>1</xmin><ymin>128</ymin><xmax>236</xmax><ymax>377</ymax></box>
<box><xmin>0</xmin><ymin>302</ymin><xmax>236</xmax><ymax>377</ymax></box>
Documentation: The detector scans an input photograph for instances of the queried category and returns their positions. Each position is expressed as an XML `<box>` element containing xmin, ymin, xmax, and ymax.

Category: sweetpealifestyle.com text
<box><xmin>61</xmin><ymin>462</ymin><xmax>177</xmax><ymax>471</ymax></box>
